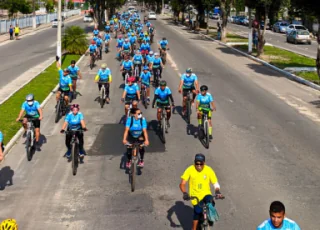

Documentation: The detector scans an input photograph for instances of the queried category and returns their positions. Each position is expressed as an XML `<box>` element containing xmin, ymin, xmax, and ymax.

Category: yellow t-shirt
<box><xmin>14</xmin><ymin>27</ymin><xmax>20</xmax><ymax>33</ymax></box>
<box><xmin>181</xmin><ymin>165</ymin><xmax>218</xmax><ymax>205</ymax></box>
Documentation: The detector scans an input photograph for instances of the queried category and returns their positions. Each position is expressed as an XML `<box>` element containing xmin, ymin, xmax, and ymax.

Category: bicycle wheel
<box><xmin>161</xmin><ymin>115</ymin><xmax>166</xmax><ymax>143</ymax></box>
<box><xmin>162</xmin><ymin>53</ymin><xmax>167</xmax><ymax>65</ymax></box>
<box><xmin>71</xmin><ymin>142</ymin><xmax>79</xmax><ymax>176</ymax></box>
<box><xmin>55</xmin><ymin>100</ymin><xmax>61</xmax><ymax>123</ymax></box>
<box><xmin>100</xmin><ymin>86</ymin><xmax>105</xmax><ymax>108</ymax></box>
<box><xmin>143</xmin><ymin>89</ymin><xmax>148</xmax><ymax>109</ymax></box>
<box><xmin>100</xmin><ymin>48</ymin><xmax>102</xmax><ymax>60</ymax></box>
<box><xmin>204</xmin><ymin>120</ymin><xmax>210</xmax><ymax>149</ymax></box>
<box><xmin>90</xmin><ymin>57</ymin><xmax>94</xmax><ymax>70</ymax></box>
<box><xmin>130</xmin><ymin>156</ymin><xmax>136</xmax><ymax>192</ymax></box>
<box><xmin>186</xmin><ymin>100</ymin><xmax>191</xmax><ymax>124</ymax></box>
<box><xmin>26</xmin><ymin>132</ymin><xmax>32</xmax><ymax>161</ymax></box>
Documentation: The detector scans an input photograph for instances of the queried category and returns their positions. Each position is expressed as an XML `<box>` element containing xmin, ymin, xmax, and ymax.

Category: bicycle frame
<box><xmin>65</xmin><ymin>130</ymin><xmax>83</xmax><ymax>176</ymax></box>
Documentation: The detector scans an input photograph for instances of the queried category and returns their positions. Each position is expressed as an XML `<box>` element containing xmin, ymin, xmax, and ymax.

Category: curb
<box><xmin>2</xmin><ymin>54</ymin><xmax>85</xmax><ymax>160</ymax></box>
<box><xmin>167</xmin><ymin>18</ymin><xmax>320</xmax><ymax>92</ymax></box>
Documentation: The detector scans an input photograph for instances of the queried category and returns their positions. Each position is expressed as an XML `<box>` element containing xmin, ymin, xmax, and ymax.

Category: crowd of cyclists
<box><xmin>0</xmin><ymin>7</ymin><xmax>301</xmax><ymax>230</ymax></box>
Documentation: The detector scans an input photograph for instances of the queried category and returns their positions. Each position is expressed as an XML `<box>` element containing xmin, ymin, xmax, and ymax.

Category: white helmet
<box><xmin>149</xmin><ymin>51</ymin><xmax>154</xmax><ymax>55</ymax></box>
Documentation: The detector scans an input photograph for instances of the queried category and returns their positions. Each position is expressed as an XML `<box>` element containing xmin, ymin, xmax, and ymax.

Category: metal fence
<box><xmin>0</xmin><ymin>9</ymin><xmax>81</xmax><ymax>34</ymax></box>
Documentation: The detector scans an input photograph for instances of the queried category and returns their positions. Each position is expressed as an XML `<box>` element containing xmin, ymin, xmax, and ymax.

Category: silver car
<box><xmin>272</xmin><ymin>22</ymin><xmax>288</xmax><ymax>33</ymax></box>
<box><xmin>286</xmin><ymin>24</ymin><xmax>308</xmax><ymax>35</ymax></box>
<box><xmin>286</xmin><ymin>30</ymin><xmax>311</xmax><ymax>45</ymax></box>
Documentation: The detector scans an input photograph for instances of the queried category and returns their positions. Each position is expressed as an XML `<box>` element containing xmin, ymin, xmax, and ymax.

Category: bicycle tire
<box><xmin>55</xmin><ymin>100</ymin><xmax>61</xmax><ymax>123</ymax></box>
<box><xmin>90</xmin><ymin>56</ymin><xmax>94</xmax><ymax>70</ymax></box>
<box><xmin>204</xmin><ymin>120</ymin><xmax>210</xmax><ymax>149</ymax></box>
<box><xmin>100</xmin><ymin>86</ymin><xmax>105</xmax><ymax>108</ymax></box>
<box><xmin>162</xmin><ymin>53</ymin><xmax>167</xmax><ymax>65</ymax></box>
<box><xmin>161</xmin><ymin>115</ymin><xmax>166</xmax><ymax>143</ymax></box>
<box><xmin>143</xmin><ymin>89</ymin><xmax>148</xmax><ymax>109</ymax></box>
<box><xmin>26</xmin><ymin>132</ymin><xmax>32</xmax><ymax>161</ymax></box>
<box><xmin>130</xmin><ymin>158</ymin><xmax>136</xmax><ymax>192</ymax></box>
<box><xmin>72</xmin><ymin>142</ymin><xmax>79</xmax><ymax>176</ymax></box>
<box><xmin>186</xmin><ymin>100</ymin><xmax>191</xmax><ymax>124</ymax></box>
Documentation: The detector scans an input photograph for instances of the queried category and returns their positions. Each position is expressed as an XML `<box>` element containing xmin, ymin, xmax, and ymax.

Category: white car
<box><xmin>83</xmin><ymin>15</ymin><xmax>93</xmax><ymax>22</ymax></box>
<box><xmin>286</xmin><ymin>24</ymin><xmax>308</xmax><ymax>35</ymax></box>
<box><xmin>148</xmin><ymin>12</ymin><xmax>157</xmax><ymax>20</ymax></box>
<box><xmin>52</xmin><ymin>19</ymin><xmax>64</xmax><ymax>28</ymax></box>
<box><xmin>212</xmin><ymin>13</ymin><xmax>220</xmax><ymax>20</ymax></box>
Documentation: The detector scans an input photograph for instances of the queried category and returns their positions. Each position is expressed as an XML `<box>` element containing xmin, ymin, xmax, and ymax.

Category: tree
<box><xmin>0</xmin><ymin>0</ymin><xmax>33</xmax><ymax>18</ymax></box>
<box><xmin>68</xmin><ymin>0</ymin><xmax>75</xmax><ymax>9</ymax></box>
<box><xmin>62</xmin><ymin>26</ymin><xmax>88</xmax><ymax>55</ymax></box>
<box><xmin>219</xmin><ymin>0</ymin><xmax>233</xmax><ymax>42</ymax></box>
<box><xmin>44</xmin><ymin>0</ymin><xmax>55</xmax><ymax>13</ymax></box>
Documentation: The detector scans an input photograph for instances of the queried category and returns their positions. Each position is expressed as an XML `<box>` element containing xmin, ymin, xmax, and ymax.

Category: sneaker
<box><xmin>65</xmin><ymin>150</ymin><xmax>71</xmax><ymax>158</ymax></box>
<box><xmin>79</xmin><ymin>151</ymin><xmax>85</xmax><ymax>158</ymax></box>
<box><xmin>106</xmin><ymin>97</ymin><xmax>110</xmax><ymax>104</ymax></box>
<box><xmin>147</xmin><ymin>97</ymin><xmax>150</xmax><ymax>102</ymax></box>
<box><xmin>126</xmin><ymin>160</ymin><xmax>132</xmax><ymax>169</ymax></box>
<box><xmin>209</xmin><ymin>135</ymin><xmax>213</xmax><ymax>140</ymax></box>
<box><xmin>138</xmin><ymin>160</ymin><xmax>144</xmax><ymax>168</ymax></box>
<box><xmin>167</xmin><ymin>120</ymin><xmax>170</xmax><ymax>128</ymax></box>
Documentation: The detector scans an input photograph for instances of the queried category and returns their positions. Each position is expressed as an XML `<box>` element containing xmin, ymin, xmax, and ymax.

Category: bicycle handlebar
<box><xmin>125</xmin><ymin>142</ymin><xmax>145</xmax><ymax>147</ymax></box>
<box><xmin>18</xmin><ymin>118</ymin><xmax>39</xmax><ymax>122</ymax></box>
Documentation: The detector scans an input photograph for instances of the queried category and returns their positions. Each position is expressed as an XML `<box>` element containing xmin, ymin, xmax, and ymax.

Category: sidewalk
<box><xmin>0</xmin><ymin>14</ymin><xmax>83</xmax><ymax>43</ymax></box>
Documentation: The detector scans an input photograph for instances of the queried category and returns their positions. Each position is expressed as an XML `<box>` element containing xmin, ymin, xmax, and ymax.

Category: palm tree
<box><xmin>62</xmin><ymin>26</ymin><xmax>87</xmax><ymax>55</ymax></box>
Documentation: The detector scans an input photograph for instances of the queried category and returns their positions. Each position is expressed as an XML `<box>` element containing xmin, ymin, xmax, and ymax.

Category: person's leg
<box><xmin>56</xmin><ymin>91</ymin><xmax>61</xmax><ymax>102</ymax></box>
<box><xmin>77</xmin><ymin>132</ymin><xmax>84</xmax><ymax>156</ymax></box>
<box><xmin>65</xmin><ymin>132</ymin><xmax>72</xmax><ymax>157</ymax></box>
<box><xmin>166</xmin><ymin>106</ymin><xmax>171</xmax><ymax>126</ymax></box>
<box><xmin>192</xmin><ymin>205</ymin><xmax>201</xmax><ymax>230</ymax></box>
<box><xmin>192</xmin><ymin>89</ymin><xmax>197</xmax><ymax>104</ymax></box>
<box><xmin>34</xmin><ymin>120</ymin><xmax>40</xmax><ymax>142</ymax></box>
<box><xmin>157</xmin><ymin>107</ymin><xmax>162</xmax><ymax>122</ymax></box>
<box><xmin>105</xmin><ymin>83</ymin><xmax>110</xmax><ymax>101</ymax></box>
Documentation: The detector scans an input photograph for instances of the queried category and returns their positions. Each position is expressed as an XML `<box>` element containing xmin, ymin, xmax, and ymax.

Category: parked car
<box><xmin>236</xmin><ymin>16</ymin><xmax>245</xmax><ymax>25</ymax></box>
<box><xmin>243</xmin><ymin>17</ymin><xmax>249</xmax><ymax>26</ymax></box>
<box><xmin>83</xmin><ymin>15</ymin><xmax>93</xmax><ymax>22</ymax></box>
<box><xmin>286</xmin><ymin>24</ymin><xmax>308</xmax><ymax>35</ymax></box>
<box><xmin>228</xmin><ymin>16</ymin><xmax>236</xmax><ymax>23</ymax></box>
<box><xmin>148</xmin><ymin>11</ymin><xmax>157</xmax><ymax>20</ymax></box>
<box><xmin>211</xmin><ymin>13</ymin><xmax>220</xmax><ymax>20</ymax></box>
<box><xmin>286</xmin><ymin>30</ymin><xmax>311</xmax><ymax>44</ymax></box>
<box><xmin>52</xmin><ymin>18</ymin><xmax>64</xmax><ymax>28</ymax></box>
<box><xmin>272</xmin><ymin>21</ymin><xmax>288</xmax><ymax>33</ymax></box>
<box><xmin>141</xmin><ymin>8</ymin><xmax>146</xmax><ymax>12</ymax></box>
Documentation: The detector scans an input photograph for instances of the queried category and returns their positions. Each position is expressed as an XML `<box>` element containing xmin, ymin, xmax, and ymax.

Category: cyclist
<box><xmin>87</xmin><ymin>40</ymin><xmax>98</xmax><ymax>64</ymax></box>
<box><xmin>139</xmin><ymin>66</ymin><xmax>152</xmax><ymax>102</ymax></box>
<box><xmin>120</xmin><ymin>55</ymin><xmax>134</xmax><ymax>81</ymax></box>
<box><xmin>68</xmin><ymin>60</ymin><xmax>82</xmax><ymax>98</ymax></box>
<box><xmin>16</xmin><ymin>94</ymin><xmax>43</xmax><ymax>150</ymax></box>
<box><xmin>105</xmin><ymin>23</ymin><xmax>111</xmax><ymax>33</ymax></box>
<box><xmin>152</xmin><ymin>80</ymin><xmax>174</xmax><ymax>127</ymax></box>
<box><xmin>196</xmin><ymin>85</ymin><xmax>216</xmax><ymax>140</ymax></box>
<box><xmin>122</xmin><ymin>107</ymin><xmax>149</xmax><ymax>168</ymax></box>
<box><xmin>121</xmin><ymin>77</ymin><xmax>140</xmax><ymax>116</ymax></box>
<box><xmin>132</xmin><ymin>50</ymin><xmax>144</xmax><ymax>80</ymax></box>
<box><xmin>0</xmin><ymin>219</ymin><xmax>18</xmax><ymax>230</ymax></box>
<box><xmin>146</xmin><ymin>20</ymin><xmax>151</xmax><ymax>28</ymax></box>
<box><xmin>0</xmin><ymin>131</ymin><xmax>3</xmax><ymax>161</ymax></box>
<box><xmin>95</xmin><ymin>63</ymin><xmax>112</xmax><ymax>103</ymax></box>
<box><xmin>129</xmin><ymin>32</ymin><xmax>137</xmax><ymax>52</ymax></box>
<box><xmin>96</xmin><ymin>35</ymin><xmax>103</xmax><ymax>58</ymax></box>
<box><xmin>178</xmin><ymin>68</ymin><xmax>199</xmax><ymax>115</ymax></box>
<box><xmin>158</xmin><ymin>37</ymin><xmax>169</xmax><ymax>57</ymax></box>
<box><xmin>180</xmin><ymin>153</ymin><xmax>223</xmax><ymax>230</ymax></box>
<box><xmin>55</xmin><ymin>56</ymin><xmax>73</xmax><ymax>107</ymax></box>
<box><xmin>138</xmin><ymin>30</ymin><xmax>144</xmax><ymax>44</ymax></box>
<box><xmin>150</xmin><ymin>52</ymin><xmax>164</xmax><ymax>79</ymax></box>
<box><xmin>60</xmin><ymin>104</ymin><xmax>87</xmax><ymax>159</ymax></box>
<box><xmin>143</xmin><ymin>32</ymin><xmax>150</xmax><ymax>44</ymax></box>
<box><xmin>93</xmin><ymin>26</ymin><xmax>99</xmax><ymax>36</ymax></box>
<box><xmin>116</xmin><ymin>34</ymin><xmax>124</xmax><ymax>57</ymax></box>
<box><xmin>122</xmin><ymin>38</ymin><xmax>132</xmax><ymax>59</ymax></box>
<box><xmin>104</xmin><ymin>31</ymin><xmax>112</xmax><ymax>52</ymax></box>
<box><xmin>149</xmin><ymin>24</ymin><xmax>155</xmax><ymax>42</ymax></box>
<box><xmin>140</xmin><ymin>39</ymin><xmax>150</xmax><ymax>60</ymax></box>
<box><xmin>257</xmin><ymin>201</ymin><xmax>301</xmax><ymax>230</ymax></box>
<box><xmin>146</xmin><ymin>50</ymin><xmax>155</xmax><ymax>69</ymax></box>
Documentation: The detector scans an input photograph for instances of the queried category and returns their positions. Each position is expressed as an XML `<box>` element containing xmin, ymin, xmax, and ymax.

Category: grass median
<box><xmin>0</xmin><ymin>54</ymin><xmax>80</xmax><ymax>145</ymax></box>
<box><xmin>234</xmin><ymin>45</ymin><xmax>319</xmax><ymax>84</ymax></box>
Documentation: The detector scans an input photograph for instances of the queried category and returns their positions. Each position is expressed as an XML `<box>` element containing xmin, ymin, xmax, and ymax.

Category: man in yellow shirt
<box><xmin>14</xmin><ymin>24</ymin><xmax>20</xmax><ymax>40</ymax></box>
<box><xmin>180</xmin><ymin>153</ymin><xmax>223</xmax><ymax>230</ymax></box>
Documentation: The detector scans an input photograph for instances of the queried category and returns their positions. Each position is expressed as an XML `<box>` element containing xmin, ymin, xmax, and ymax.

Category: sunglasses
<box><xmin>136</xmin><ymin>113</ymin><xmax>142</xmax><ymax>115</ymax></box>
<box><xmin>195</xmin><ymin>163</ymin><xmax>204</xmax><ymax>166</ymax></box>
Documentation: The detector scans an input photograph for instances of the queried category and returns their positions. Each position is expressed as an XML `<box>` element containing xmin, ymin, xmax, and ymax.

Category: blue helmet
<box><xmin>143</xmin><ymin>66</ymin><xmax>149</xmax><ymax>70</ymax></box>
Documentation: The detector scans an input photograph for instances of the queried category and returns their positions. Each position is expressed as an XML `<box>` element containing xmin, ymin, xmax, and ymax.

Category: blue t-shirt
<box><xmin>125</xmin><ymin>117</ymin><xmax>147</xmax><ymax>138</ymax></box>
<box><xmin>257</xmin><ymin>218</ymin><xmax>300</xmax><ymax>230</ymax></box>
<box><xmin>122</xmin><ymin>60</ymin><xmax>133</xmax><ymax>70</ymax></box>
<box><xmin>146</xmin><ymin>22</ymin><xmax>151</xmax><ymax>27</ymax></box>
<box><xmin>143</xmin><ymin>36</ymin><xmax>150</xmax><ymax>43</ymax></box>
<box><xmin>92</xmin><ymin>36</ymin><xmax>98</xmax><ymax>42</ymax></box>
<box><xmin>125</xmin><ymin>83</ymin><xmax>139</xmax><ymax>98</ymax></box>
<box><xmin>136</xmin><ymin>27</ymin><xmax>142</xmax><ymax>33</ymax></box>
<box><xmin>196</xmin><ymin>93</ymin><xmax>213</xmax><ymax>108</ymax></box>
<box><xmin>65</xmin><ymin>112</ymin><xmax>84</xmax><ymax>130</ymax></box>
<box><xmin>133</xmin><ymin>54</ymin><xmax>143</xmax><ymax>63</ymax></box>
<box><xmin>67</xmin><ymin>65</ymin><xmax>80</xmax><ymax>77</ymax></box>
<box><xmin>96</xmin><ymin>38</ymin><xmax>103</xmax><ymax>47</ymax></box>
<box><xmin>130</xmin><ymin>36</ymin><xmax>136</xmax><ymax>44</ymax></box>
<box><xmin>117</xmin><ymin>38</ymin><xmax>124</xmax><ymax>47</ymax></box>
<box><xmin>21</xmin><ymin>101</ymin><xmax>40</xmax><ymax>117</ymax></box>
<box><xmin>122</xmin><ymin>42</ymin><xmax>131</xmax><ymax>50</ymax></box>
<box><xmin>146</xmin><ymin>55</ymin><xmax>155</xmax><ymax>63</ymax></box>
<box><xmin>140</xmin><ymin>71</ymin><xmax>152</xmax><ymax>85</ymax></box>
<box><xmin>155</xmin><ymin>87</ymin><xmax>172</xmax><ymax>102</ymax></box>
<box><xmin>89</xmin><ymin>44</ymin><xmax>97</xmax><ymax>53</ymax></box>
<box><xmin>105</xmin><ymin>25</ymin><xmax>111</xmax><ymax>31</ymax></box>
<box><xmin>0</xmin><ymin>131</ymin><xmax>3</xmax><ymax>143</ymax></box>
<box><xmin>110</xmin><ymin>20</ymin><xmax>114</xmax><ymax>25</ymax></box>
<box><xmin>181</xmin><ymin>73</ymin><xmax>198</xmax><ymax>89</ymax></box>
<box><xmin>93</xmin><ymin>29</ymin><xmax>99</xmax><ymax>35</ymax></box>
<box><xmin>139</xmin><ymin>32</ymin><xmax>144</xmax><ymax>38</ymax></box>
<box><xmin>140</xmin><ymin>43</ymin><xmax>150</xmax><ymax>51</ymax></box>
<box><xmin>152</xmin><ymin>57</ymin><xmax>162</xmax><ymax>66</ymax></box>
<box><xmin>114</xmin><ymin>24</ymin><xmax>119</xmax><ymax>29</ymax></box>
<box><xmin>59</xmin><ymin>69</ymin><xmax>72</xmax><ymax>90</ymax></box>
<box><xmin>105</xmin><ymin>33</ymin><xmax>111</xmax><ymax>41</ymax></box>
<box><xmin>159</xmin><ymin>40</ymin><xmax>168</xmax><ymax>48</ymax></box>
<box><xmin>97</xmin><ymin>68</ymin><xmax>111</xmax><ymax>81</ymax></box>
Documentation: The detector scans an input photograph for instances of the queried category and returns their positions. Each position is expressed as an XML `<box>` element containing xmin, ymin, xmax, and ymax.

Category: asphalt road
<box><xmin>0</xmin><ymin>18</ymin><xmax>92</xmax><ymax>88</ymax></box>
<box><xmin>210</xmin><ymin>18</ymin><xmax>317</xmax><ymax>59</ymax></box>
<box><xmin>0</xmin><ymin>16</ymin><xmax>320</xmax><ymax>229</ymax></box>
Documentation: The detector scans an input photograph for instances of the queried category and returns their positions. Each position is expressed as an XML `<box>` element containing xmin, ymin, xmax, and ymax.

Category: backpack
<box><xmin>207</xmin><ymin>203</ymin><xmax>219</xmax><ymax>223</ymax></box>
<box><xmin>9</xmin><ymin>28</ymin><xmax>13</xmax><ymax>33</ymax></box>
<box><xmin>129</xmin><ymin>117</ymin><xmax>143</xmax><ymax>128</ymax></box>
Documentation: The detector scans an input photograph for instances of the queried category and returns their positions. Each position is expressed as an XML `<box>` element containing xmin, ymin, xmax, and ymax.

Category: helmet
<box><xmin>150</xmin><ymin>24</ymin><xmax>153</xmax><ymax>27</ymax></box>
<box><xmin>128</xmin><ymin>76</ymin><xmax>135</xmax><ymax>82</ymax></box>
<box><xmin>0</xmin><ymin>219</ymin><xmax>18</xmax><ymax>230</ymax></box>
<box><xmin>71</xmin><ymin>60</ymin><xmax>76</xmax><ymax>64</ymax></box>
<box><xmin>144</xmin><ymin>31</ymin><xmax>148</xmax><ymax>35</ymax></box>
<box><xmin>91</xmin><ymin>40</ymin><xmax>96</xmax><ymax>44</ymax></box>
<box><xmin>194</xmin><ymin>153</ymin><xmax>205</xmax><ymax>163</ymax></box>
<box><xmin>159</xmin><ymin>80</ymin><xmax>167</xmax><ymax>86</ymax></box>
<box><xmin>186</xmin><ymin>68</ymin><xmax>192</xmax><ymax>73</ymax></box>
<box><xmin>101</xmin><ymin>63</ymin><xmax>107</xmax><ymax>68</ymax></box>
<box><xmin>70</xmin><ymin>104</ymin><xmax>80</xmax><ymax>110</ymax></box>
<box><xmin>154</xmin><ymin>52</ymin><xmax>159</xmax><ymax>56</ymax></box>
<box><xmin>200</xmin><ymin>85</ymin><xmax>208</xmax><ymax>91</ymax></box>
<box><xmin>125</xmin><ymin>38</ymin><xmax>129</xmax><ymax>42</ymax></box>
<box><xmin>143</xmin><ymin>66</ymin><xmax>149</xmax><ymax>70</ymax></box>
<box><xmin>162</xmin><ymin>37</ymin><xmax>166</xmax><ymax>40</ymax></box>
<box><xmin>149</xmin><ymin>51</ymin><xmax>154</xmax><ymax>55</ymax></box>
<box><xmin>26</xmin><ymin>93</ymin><xmax>34</xmax><ymax>101</ymax></box>
<box><xmin>63</xmin><ymin>68</ymin><xmax>70</xmax><ymax>73</ymax></box>
<box><xmin>131</xmin><ymin>32</ymin><xmax>135</xmax><ymax>36</ymax></box>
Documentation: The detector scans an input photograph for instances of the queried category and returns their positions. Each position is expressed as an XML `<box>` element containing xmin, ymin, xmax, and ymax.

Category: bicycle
<box><xmin>153</xmin><ymin>67</ymin><xmax>161</xmax><ymax>88</ymax></box>
<box><xmin>185</xmin><ymin>89</ymin><xmax>193</xmax><ymax>124</ymax></box>
<box><xmin>104</xmin><ymin>40</ymin><xmax>110</xmax><ymax>53</ymax></box>
<box><xmin>188</xmin><ymin>195</ymin><xmax>224</xmax><ymax>230</ymax></box>
<box><xmin>64</xmin><ymin>130</ymin><xmax>84</xmax><ymax>176</ymax></box>
<box><xmin>140</xmin><ymin>82</ymin><xmax>148</xmax><ymax>109</ymax></box>
<box><xmin>159</xmin><ymin>47</ymin><xmax>169</xmax><ymax>65</ymax></box>
<box><xmin>19</xmin><ymin>118</ymin><xmax>38</xmax><ymax>161</ymax></box>
<box><xmin>98</xmin><ymin>81</ymin><xmax>108</xmax><ymax>108</ymax></box>
<box><xmin>123</xmin><ymin>69</ymin><xmax>131</xmax><ymax>84</ymax></box>
<box><xmin>90</xmin><ymin>53</ymin><xmax>96</xmax><ymax>70</ymax></box>
<box><xmin>98</xmin><ymin>46</ymin><xmax>103</xmax><ymax>60</ymax></box>
<box><xmin>55</xmin><ymin>91</ymin><xmax>67</xmax><ymax>123</ymax></box>
<box><xmin>125</xmin><ymin>142</ymin><xmax>145</xmax><ymax>192</ymax></box>
<box><xmin>133</xmin><ymin>62</ymin><xmax>141</xmax><ymax>79</ymax></box>
<box><xmin>158</xmin><ymin>105</ymin><xmax>171</xmax><ymax>143</ymax></box>
<box><xmin>198</xmin><ymin>108</ymin><xmax>212</xmax><ymax>149</ymax></box>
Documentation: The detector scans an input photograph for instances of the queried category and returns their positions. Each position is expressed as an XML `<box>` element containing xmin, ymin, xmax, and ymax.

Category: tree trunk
<box><xmin>317</xmin><ymin>16</ymin><xmax>320</xmax><ymax>83</ymax></box>
<box><xmin>220</xmin><ymin>0</ymin><xmax>230</xmax><ymax>42</ymax></box>
<box><xmin>257</xmin><ymin>9</ymin><xmax>267</xmax><ymax>57</ymax></box>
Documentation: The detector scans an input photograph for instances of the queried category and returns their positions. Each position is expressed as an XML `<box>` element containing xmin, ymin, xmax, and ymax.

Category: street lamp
<box><xmin>57</xmin><ymin>0</ymin><xmax>62</xmax><ymax>64</ymax></box>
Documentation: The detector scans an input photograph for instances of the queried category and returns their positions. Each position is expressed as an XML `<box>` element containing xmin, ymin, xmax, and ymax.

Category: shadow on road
<box><xmin>246</xmin><ymin>63</ymin><xmax>284</xmax><ymax>77</ymax></box>
<box><xmin>186</xmin><ymin>124</ymin><xmax>198</xmax><ymax>138</ymax></box>
<box><xmin>167</xmin><ymin>201</ymin><xmax>193</xmax><ymax>229</ymax></box>
<box><xmin>310</xmin><ymin>99</ymin><xmax>320</xmax><ymax>108</ymax></box>
<box><xmin>0</xmin><ymin>166</ymin><xmax>14</xmax><ymax>190</ymax></box>
<box><xmin>216</xmin><ymin>46</ymin><xmax>245</xmax><ymax>57</ymax></box>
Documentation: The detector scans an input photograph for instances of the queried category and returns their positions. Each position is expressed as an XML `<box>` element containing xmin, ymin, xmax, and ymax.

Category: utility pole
<box><xmin>32</xmin><ymin>0</ymin><xmax>36</xmax><ymax>29</ymax></box>
<box><xmin>248</xmin><ymin>8</ymin><xmax>253</xmax><ymax>53</ymax></box>
<box><xmin>57</xmin><ymin>0</ymin><xmax>62</xmax><ymax>64</ymax></box>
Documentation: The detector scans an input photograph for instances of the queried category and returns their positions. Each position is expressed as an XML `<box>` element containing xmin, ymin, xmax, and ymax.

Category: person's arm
<box><xmin>136</xmin><ymin>88</ymin><xmax>141</xmax><ymax>101</ymax></box>
<box><xmin>196</xmin><ymin>99</ymin><xmax>200</xmax><ymax>111</ymax></box>
<box><xmin>142</xmin><ymin>128</ymin><xmax>149</xmax><ymax>145</ymax></box>
<box><xmin>38</xmin><ymin>107</ymin><xmax>43</xmax><ymax>120</ymax></box>
<box><xmin>195</xmin><ymin>79</ymin><xmax>199</xmax><ymax>92</ymax></box>
<box><xmin>61</xmin><ymin>121</ymin><xmax>68</xmax><ymax>131</ymax></box>
<box><xmin>56</xmin><ymin>56</ymin><xmax>61</xmax><ymax>69</ymax></box>
<box><xmin>68</xmin><ymin>78</ymin><xmax>73</xmax><ymax>92</ymax></box>
<box><xmin>160</xmin><ymin>60</ymin><xmax>164</xmax><ymax>68</ymax></box>
<box><xmin>169</xmin><ymin>94</ymin><xmax>174</xmax><ymax>106</ymax></box>
<box><xmin>152</xmin><ymin>94</ymin><xmax>159</xmax><ymax>108</ymax></box>
<box><xmin>77</xmin><ymin>69</ymin><xmax>82</xmax><ymax>79</ymax></box>
<box><xmin>123</xmin><ymin>127</ymin><xmax>129</xmax><ymax>144</ymax></box>
<box><xmin>16</xmin><ymin>109</ymin><xmax>25</xmax><ymax>121</ymax></box>
<box><xmin>121</xmin><ymin>90</ymin><xmax>127</xmax><ymax>102</ymax></box>
<box><xmin>80</xmin><ymin>120</ymin><xmax>86</xmax><ymax>129</ymax></box>
<box><xmin>211</xmin><ymin>101</ymin><xmax>216</xmax><ymax>111</ymax></box>
<box><xmin>179</xmin><ymin>179</ymin><xmax>188</xmax><ymax>194</ymax></box>
<box><xmin>178</xmin><ymin>79</ymin><xmax>183</xmax><ymax>92</ymax></box>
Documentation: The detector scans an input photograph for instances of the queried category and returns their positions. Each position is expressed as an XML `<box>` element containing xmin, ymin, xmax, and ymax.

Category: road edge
<box><xmin>1</xmin><ymin>54</ymin><xmax>85</xmax><ymax>161</ymax></box>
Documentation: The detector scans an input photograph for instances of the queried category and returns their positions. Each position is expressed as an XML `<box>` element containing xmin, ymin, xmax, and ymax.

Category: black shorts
<box><xmin>58</xmin><ymin>88</ymin><xmax>70</xmax><ymax>95</ymax></box>
<box><xmin>24</xmin><ymin>115</ymin><xmax>40</xmax><ymax>128</ymax></box>
<box><xmin>156</xmin><ymin>101</ymin><xmax>170</xmax><ymax>109</ymax></box>
<box><xmin>125</xmin><ymin>95</ymin><xmax>138</xmax><ymax>105</ymax></box>
<box><xmin>127</xmin><ymin>133</ymin><xmax>145</xmax><ymax>144</ymax></box>
<box><xmin>183</xmin><ymin>87</ymin><xmax>195</xmax><ymax>97</ymax></box>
